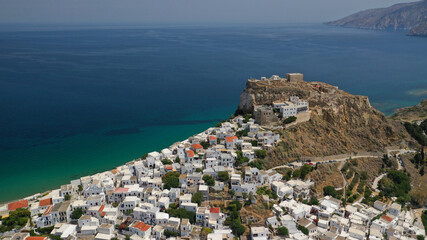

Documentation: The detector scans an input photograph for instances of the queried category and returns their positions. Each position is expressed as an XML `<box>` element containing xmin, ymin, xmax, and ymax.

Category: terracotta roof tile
<box><xmin>210</xmin><ymin>207</ymin><xmax>220</xmax><ymax>213</ymax></box>
<box><xmin>8</xmin><ymin>199</ymin><xmax>28</xmax><ymax>211</ymax></box>
<box><xmin>225</xmin><ymin>136</ymin><xmax>238</xmax><ymax>143</ymax></box>
<box><xmin>26</xmin><ymin>237</ymin><xmax>48</xmax><ymax>240</ymax></box>
<box><xmin>114</xmin><ymin>188</ymin><xmax>129</xmax><ymax>193</ymax></box>
<box><xmin>132</xmin><ymin>221</ymin><xmax>151</xmax><ymax>231</ymax></box>
<box><xmin>187</xmin><ymin>150</ymin><xmax>195</xmax><ymax>157</ymax></box>
<box><xmin>98</xmin><ymin>205</ymin><xmax>105</xmax><ymax>213</ymax></box>
<box><xmin>39</xmin><ymin>198</ymin><xmax>52</xmax><ymax>207</ymax></box>
<box><xmin>191</xmin><ymin>144</ymin><xmax>203</xmax><ymax>149</ymax></box>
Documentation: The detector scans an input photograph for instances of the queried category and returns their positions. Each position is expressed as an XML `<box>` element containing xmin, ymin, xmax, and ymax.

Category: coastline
<box><xmin>0</xmin><ymin>123</ymin><xmax>220</xmax><ymax>206</ymax></box>
<box><xmin>0</xmin><ymin>105</ymin><xmax>236</xmax><ymax>204</ymax></box>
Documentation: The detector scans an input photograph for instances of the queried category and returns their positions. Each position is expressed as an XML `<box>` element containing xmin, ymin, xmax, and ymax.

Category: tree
<box><xmin>230</xmin><ymin>219</ymin><xmax>245</xmax><ymax>236</ymax></box>
<box><xmin>300</xmin><ymin>164</ymin><xmax>312</xmax><ymax>179</ymax></box>
<box><xmin>64</xmin><ymin>194</ymin><xmax>71</xmax><ymax>200</ymax></box>
<box><xmin>283</xmin><ymin>116</ymin><xmax>297</xmax><ymax>124</ymax></box>
<box><xmin>200</xmin><ymin>141</ymin><xmax>210</xmax><ymax>149</ymax></box>
<box><xmin>164</xmin><ymin>230</ymin><xmax>179</xmax><ymax>237</ymax></box>
<box><xmin>0</xmin><ymin>208</ymin><xmax>30</xmax><ymax>233</ymax></box>
<box><xmin>323</xmin><ymin>186</ymin><xmax>338</xmax><ymax>198</ymax></box>
<box><xmin>236</xmin><ymin>130</ymin><xmax>248</xmax><ymax>137</ymax></box>
<box><xmin>191</xmin><ymin>192</ymin><xmax>203</xmax><ymax>206</ymax></box>
<box><xmin>292</xmin><ymin>169</ymin><xmax>301</xmax><ymax>179</ymax></box>
<box><xmin>298</xmin><ymin>225</ymin><xmax>309</xmax><ymax>235</ymax></box>
<box><xmin>161</xmin><ymin>159</ymin><xmax>173</xmax><ymax>165</ymax></box>
<box><xmin>203</xmin><ymin>175</ymin><xmax>215</xmax><ymax>186</ymax></box>
<box><xmin>165</xmin><ymin>177</ymin><xmax>179</xmax><ymax>190</ymax></box>
<box><xmin>309</xmin><ymin>197</ymin><xmax>319</xmax><ymax>205</ymax></box>
<box><xmin>78</xmin><ymin>185</ymin><xmax>83</xmax><ymax>192</ymax></box>
<box><xmin>71</xmin><ymin>208</ymin><xmax>84</xmax><ymax>219</ymax></box>
<box><xmin>278</xmin><ymin>226</ymin><xmax>289</xmax><ymax>236</ymax></box>
<box><xmin>167</xmin><ymin>208</ymin><xmax>196</xmax><ymax>224</ymax></box>
<box><xmin>162</xmin><ymin>172</ymin><xmax>180</xmax><ymax>189</ymax></box>
<box><xmin>228</xmin><ymin>200</ymin><xmax>243</xmax><ymax>211</ymax></box>
<box><xmin>218</xmin><ymin>171</ymin><xmax>229</xmax><ymax>182</ymax></box>
<box><xmin>255</xmin><ymin>150</ymin><xmax>267</xmax><ymax>159</ymax></box>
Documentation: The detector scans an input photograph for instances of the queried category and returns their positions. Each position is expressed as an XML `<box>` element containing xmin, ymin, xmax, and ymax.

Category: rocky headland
<box><xmin>326</xmin><ymin>0</ymin><xmax>427</xmax><ymax>36</ymax></box>
<box><xmin>236</xmin><ymin>76</ymin><xmax>417</xmax><ymax>167</ymax></box>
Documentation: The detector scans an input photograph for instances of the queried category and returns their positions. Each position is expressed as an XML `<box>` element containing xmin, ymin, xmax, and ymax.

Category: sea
<box><xmin>0</xmin><ymin>23</ymin><xmax>426</xmax><ymax>203</ymax></box>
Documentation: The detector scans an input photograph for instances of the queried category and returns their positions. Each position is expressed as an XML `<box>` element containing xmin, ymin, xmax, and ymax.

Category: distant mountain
<box><xmin>326</xmin><ymin>0</ymin><xmax>427</xmax><ymax>36</ymax></box>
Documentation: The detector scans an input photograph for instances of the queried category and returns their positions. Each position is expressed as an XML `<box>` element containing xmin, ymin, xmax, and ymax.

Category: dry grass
<box><xmin>401</xmin><ymin>153</ymin><xmax>427</xmax><ymax>206</ymax></box>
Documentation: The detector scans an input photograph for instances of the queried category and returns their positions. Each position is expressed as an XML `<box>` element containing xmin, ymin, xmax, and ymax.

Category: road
<box><xmin>270</xmin><ymin>149</ymin><xmax>414</xmax><ymax>171</ymax></box>
<box><xmin>270</xmin><ymin>154</ymin><xmax>381</xmax><ymax>170</ymax></box>
<box><xmin>386</xmin><ymin>149</ymin><xmax>416</xmax><ymax>170</ymax></box>
<box><xmin>372</xmin><ymin>173</ymin><xmax>387</xmax><ymax>191</ymax></box>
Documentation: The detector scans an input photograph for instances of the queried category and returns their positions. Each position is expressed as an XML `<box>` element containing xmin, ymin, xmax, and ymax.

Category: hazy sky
<box><xmin>0</xmin><ymin>0</ymin><xmax>416</xmax><ymax>24</ymax></box>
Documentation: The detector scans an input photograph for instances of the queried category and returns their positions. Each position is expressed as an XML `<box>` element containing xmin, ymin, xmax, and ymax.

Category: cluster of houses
<box><xmin>264</xmin><ymin>186</ymin><xmax>425</xmax><ymax>240</ymax></box>
<box><xmin>0</xmin><ymin>114</ymin><xmax>425</xmax><ymax>240</ymax></box>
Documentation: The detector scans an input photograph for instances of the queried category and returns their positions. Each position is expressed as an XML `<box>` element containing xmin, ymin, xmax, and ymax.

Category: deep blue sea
<box><xmin>0</xmin><ymin>23</ymin><xmax>426</xmax><ymax>202</ymax></box>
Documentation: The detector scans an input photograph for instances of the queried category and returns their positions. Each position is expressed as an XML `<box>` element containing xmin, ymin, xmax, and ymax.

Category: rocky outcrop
<box><xmin>389</xmin><ymin>99</ymin><xmax>427</xmax><ymax>122</ymax></box>
<box><xmin>326</xmin><ymin>0</ymin><xmax>427</xmax><ymax>36</ymax></box>
<box><xmin>237</xmin><ymin>78</ymin><xmax>417</xmax><ymax>168</ymax></box>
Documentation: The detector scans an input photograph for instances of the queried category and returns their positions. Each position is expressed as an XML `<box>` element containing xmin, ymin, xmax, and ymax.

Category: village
<box><xmin>0</xmin><ymin>74</ymin><xmax>425</xmax><ymax>240</ymax></box>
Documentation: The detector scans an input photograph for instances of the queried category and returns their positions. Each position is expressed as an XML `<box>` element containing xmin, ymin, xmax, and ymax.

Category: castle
<box><xmin>258</xmin><ymin>73</ymin><xmax>304</xmax><ymax>82</ymax></box>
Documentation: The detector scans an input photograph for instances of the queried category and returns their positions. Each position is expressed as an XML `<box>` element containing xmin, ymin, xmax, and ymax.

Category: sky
<box><xmin>0</xmin><ymin>0</ymin><xmax>417</xmax><ymax>24</ymax></box>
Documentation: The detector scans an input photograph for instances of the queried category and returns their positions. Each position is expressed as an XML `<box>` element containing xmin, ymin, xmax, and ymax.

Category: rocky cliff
<box><xmin>326</xmin><ymin>0</ymin><xmax>427</xmax><ymax>36</ymax></box>
<box><xmin>237</xmin><ymin>79</ymin><xmax>417</xmax><ymax>167</ymax></box>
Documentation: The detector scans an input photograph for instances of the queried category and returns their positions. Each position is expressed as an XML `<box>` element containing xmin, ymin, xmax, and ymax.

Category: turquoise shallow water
<box><xmin>0</xmin><ymin>23</ymin><xmax>426</xmax><ymax>203</ymax></box>
<box><xmin>0</xmin><ymin>105</ymin><xmax>235</xmax><ymax>202</ymax></box>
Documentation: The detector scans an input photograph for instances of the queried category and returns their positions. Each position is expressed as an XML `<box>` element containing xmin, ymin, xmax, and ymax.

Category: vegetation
<box><xmin>167</xmin><ymin>208</ymin><xmax>196</xmax><ymax>224</ymax></box>
<box><xmin>64</xmin><ymin>194</ymin><xmax>71</xmax><ymax>200</ymax></box>
<box><xmin>379</xmin><ymin>170</ymin><xmax>411</xmax><ymax>204</ymax></box>
<box><xmin>218</xmin><ymin>171</ymin><xmax>229</xmax><ymax>182</ymax></box>
<box><xmin>203</xmin><ymin>175</ymin><xmax>215</xmax><ymax>186</ymax></box>
<box><xmin>162</xmin><ymin>172</ymin><xmax>180</xmax><ymax>189</ymax></box>
<box><xmin>302</xmin><ymin>197</ymin><xmax>319</xmax><ymax>206</ymax></box>
<box><xmin>382</xmin><ymin>154</ymin><xmax>393</xmax><ymax>168</ymax></box>
<box><xmin>243</xmin><ymin>114</ymin><xmax>252</xmax><ymax>123</ymax></box>
<box><xmin>200</xmin><ymin>141</ymin><xmax>210</xmax><ymax>149</ymax></box>
<box><xmin>404</xmin><ymin>120</ymin><xmax>427</xmax><ymax>146</ymax></box>
<box><xmin>298</xmin><ymin>225</ymin><xmax>309</xmax><ymax>235</ymax></box>
<box><xmin>161</xmin><ymin>159</ymin><xmax>173</xmax><ymax>165</ymax></box>
<box><xmin>78</xmin><ymin>185</ymin><xmax>83</xmax><ymax>192</ymax></box>
<box><xmin>410</xmin><ymin>149</ymin><xmax>425</xmax><ymax>169</ymax></box>
<box><xmin>236</xmin><ymin>130</ymin><xmax>248</xmax><ymax>137</ymax></box>
<box><xmin>283</xmin><ymin>116</ymin><xmax>297</xmax><ymax>124</ymax></box>
<box><xmin>71</xmin><ymin>208</ymin><xmax>84</xmax><ymax>219</ymax></box>
<box><xmin>256</xmin><ymin>186</ymin><xmax>278</xmax><ymax>199</ymax></box>
<box><xmin>191</xmin><ymin>192</ymin><xmax>203</xmax><ymax>206</ymax></box>
<box><xmin>248</xmin><ymin>160</ymin><xmax>265</xmax><ymax>170</ymax></box>
<box><xmin>278</xmin><ymin>226</ymin><xmax>289</xmax><ymax>236</ymax></box>
<box><xmin>323</xmin><ymin>185</ymin><xmax>338</xmax><ymax>198</ymax></box>
<box><xmin>236</xmin><ymin>151</ymin><xmax>250</xmax><ymax>165</ymax></box>
<box><xmin>300</xmin><ymin>164</ymin><xmax>312</xmax><ymax>179</ymax></box>
<box><xmin>36</xmin><ymin>226</ymin><xmax>54</xmax><ymax>235</ymax></box>
<box><xmin>0</xmin><ymin>208</ymin><xmax>30</xmax><ymax>233</ymax></box>
<box><xmin>422</xmin><ymin>210</ymin><xmax>427</xmax><ymax>233</ymax></box>
<box><xmin>255</xmin><ymin>150</ymin><xmax>267</xmax><ymax>159</ymax></box>
<box><xmin>225</xmin><ymin>201</ymin><xmax>245</xmax><ymax>236</ymax></box>
<box><xmin>164</xmin><ymin>230</ymin><xmax>179</xmax><ymax>237</ymax></box>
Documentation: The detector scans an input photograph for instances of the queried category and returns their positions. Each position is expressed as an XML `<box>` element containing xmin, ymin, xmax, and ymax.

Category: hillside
<box><xmin>389</xmin><ymin>99</ymin><xmax>427</xmax><ymax>123</ymax></box>
<box><xmin>326</xmin><ymin>0</ymin><xmax>427</xmax><ymax>36</ymax></box>
<box><xmin>237</xmin><ymin>77</ymin><xmax>417</xmax><ymax>168</ymax></box>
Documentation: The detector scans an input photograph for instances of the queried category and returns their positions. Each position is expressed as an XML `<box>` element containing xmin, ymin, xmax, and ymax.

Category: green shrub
<box><xmin>283</xmin><ymin>116</ymin><xmax>297</xmax><ymax>124</ymax></box>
